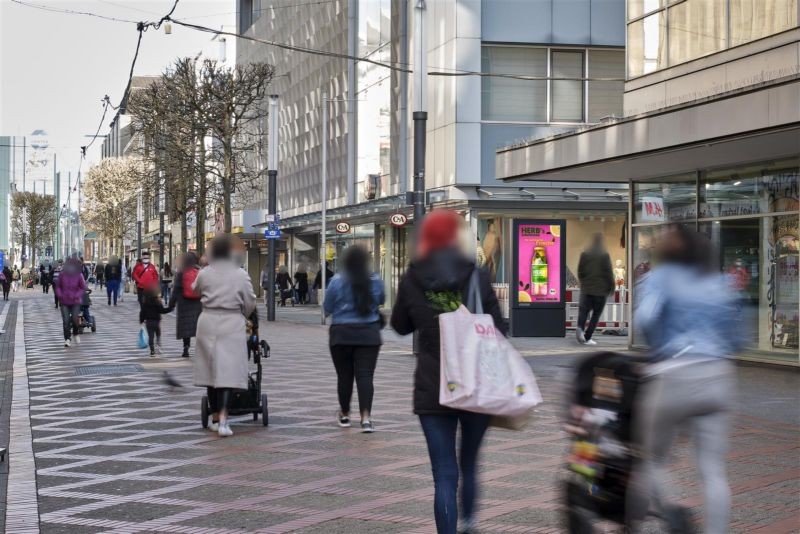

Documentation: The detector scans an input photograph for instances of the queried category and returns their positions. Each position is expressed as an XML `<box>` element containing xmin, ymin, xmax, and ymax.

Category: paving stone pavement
<box><xmin>3</xmin><ymin>290</ymin><xmax>798</xmax><ymax>533</ymax></box>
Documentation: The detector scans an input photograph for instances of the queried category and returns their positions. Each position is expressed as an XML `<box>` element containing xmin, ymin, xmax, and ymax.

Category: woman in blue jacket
<box><xmin>323</xmin><ymin>246</ymin><xmax>385</xmax><ymax>433</ymax></box>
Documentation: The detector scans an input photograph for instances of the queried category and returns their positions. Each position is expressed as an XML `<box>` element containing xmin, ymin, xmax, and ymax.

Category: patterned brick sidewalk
<box><xmin>5</xmin><ymin>291</ymin><xmax>799</xmax><ymax>533</ymax></box>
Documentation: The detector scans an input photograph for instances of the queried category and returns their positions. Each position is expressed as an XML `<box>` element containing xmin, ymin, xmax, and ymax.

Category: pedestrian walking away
<box><xmin>132</xmin><ymin>253</ymin><xmax>158</xmax><ymax>307</ymax></box>
<box><xmin>323</xmin><ymin>246</ymin><xmax>385</xmax><ymax>433</ymax></box>
<box><xmin>391</xmin><ymin>209</ymin><xmax>506</xmax><ymax>534</ymax></box>
<box><xmin>313</xmin><ymin>261</ymin><xmax>334</xmax><ymax>291</ymax></box>
<box><xmin>104</xmin><ymin>256</ymin><xmax>122</xmax><ymax>305</ymax></box>
<box><xmin>94</xmin><ymin>261</ymin><xmax>105</xmax><ymax>289</ymax></box>
<box><xmin>52</xmin><ymin>260</ymin><xmax>63</xmax><ymax>308</ymax></box>
<box><xmin>627</xmin><ymin>226</ymin><xmax>743</xmax><ymax>534</ymax></box>
<box><xmin>192</xmin><ymin>234</ymin><xmax>257</xmax><ymax>438</ymax></box>
<box><xmin>140</xmin><ymin>284</ymin><xmax>171</xmax><ymax>356</ymax></box>
<box><xmin>169</xmin><ymin>252</ymin><xmax>202</xmax><ymax>358</ymax></box>
<box><xmin>160</xmin><ymin>262</ymin><xmax>173</xmax><ymax>304</ymax></box>
<box><xmin>576</xmin><ymin>233</ymin><xmax>615</xmax><ymax>346</ymax></box>
<box><xmin>40</xmin><ymin>263</ymin><xmax>52</xmax><ymax>294</ymax></box>
<box><xmin>294</xmin><ymin>264</ymin><xmax>309</xmax><ymax>304</ymax></box>
<box><xmin>1</xmin><ymin>265</ymin><xmax>11</xmax><ymax>301</ymax></box>
<box><xmin>54</xmin><ymin>258</ymin><xmax>87</xmax><ymax>347</ymax></box>
<box><xmin>276</xmin><ymin>265</ymin><xmax>294</xmax><ymax>306</ymax></box>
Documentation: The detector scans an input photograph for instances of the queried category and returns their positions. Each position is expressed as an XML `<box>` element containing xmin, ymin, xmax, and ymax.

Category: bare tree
<box><xmin>82</xmin><ymin>158</ymin><xmax>143</xmax><ymax>257</ymax></box>
<box><xmin>11</xmin><ymin>192</ymin><xmax>57</xmax><ymax>267</ymax></box>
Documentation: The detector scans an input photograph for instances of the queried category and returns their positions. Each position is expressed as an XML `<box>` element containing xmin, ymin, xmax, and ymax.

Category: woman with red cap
<box><xmin>391</xmin><ymin>209</ymin><xmax>506</xmax><ymax>534</ymax></box>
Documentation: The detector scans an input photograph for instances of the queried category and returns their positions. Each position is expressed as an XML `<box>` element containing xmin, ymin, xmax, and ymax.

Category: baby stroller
<box><xmin>200</xmin><ymin>310</ymin><xmax>270</xmax><ymax>427</ymax></box>
<box><xmin>77</xmin><ymin>289</ymin><xmax>97</xmax><ymax>333</ymax></box>
<box><xmin>564</xmin><ymin>352</ymin><xmax>693</xmax><ymax>533</ymax></box>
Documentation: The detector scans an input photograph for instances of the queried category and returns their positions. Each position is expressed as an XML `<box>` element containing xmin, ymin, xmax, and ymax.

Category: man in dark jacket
<box><xmin>576</xmin><ymin>233</ymin><xmax>615</xmax><ymax>345</ymax></box>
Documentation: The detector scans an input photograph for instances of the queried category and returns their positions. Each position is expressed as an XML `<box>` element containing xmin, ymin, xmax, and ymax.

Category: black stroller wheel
<box><xmin>252</xmin><ymin>410</ymin><xmax>259</xmax><ymax>421</ymax></box>
<box><xmin>261</xmin><ymin>393</ymin><xmax>268</xmax><ymax>426</ymax></box>
<box><xmin>200</xmin><ymin>396</ymin><xmax>209</xmax><ymax>428</ymax></box>
<box><xmin>90</xmin><ymin>319</ymin><xmax>96</xmax><ymax>333</ymax></box>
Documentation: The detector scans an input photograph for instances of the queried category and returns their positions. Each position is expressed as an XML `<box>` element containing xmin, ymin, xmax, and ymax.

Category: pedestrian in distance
<box><xmin>323</xmin><ymin>246</ymin><xmax>385</xmax><ymax>433</ymax></box>
<box><xmin>104</xmin><ymin>256</ymin><xmax>122</xmax><ymax>306</ymax></box>
<box><xmin>576</xmin><ymin>233</ymin><xmax>615</xmax><ymax>346</ymax></box>
<box><xmin>1</xmin><ymin>265</ymin><xmax>11</xmax><ymax>301</ymax></box>
<box><xmin>41</xmin><ymin>263</ymin><xmax>52</xmax><ymax>294</ymax></box>
<box><xmin>160</xmin><ymin>262</ymin><xmax>173</xmax><ymax>304</ymax></box>
<box><xmin>94</xmin><ymin>261</ymin><xmax>105</xmax><ymax>289</ymax></box>
<box><xmin>52</xmin><ymin>260</ymin><xmax>63</xmax><ymax>308</ymax></box>
<box><xmin>132</xmin><ymin>253</ymin><xmax>158</xmax><ymax>307</ymax></box>
<box><xmin>313</xmin><ymin>261</ymin><xmax>334</xmax><ymax>291</ymax></box>
<box><xmin>193</xmin><ymin>234</ymin><xmax>256</xmax><ymax>438</ymax></box>
<box><xmin>39</xmin><ymin>263</ymin><xmax>45</xmax><ymax>288</ymax></box>
<box><xmin>391</xmin><ymin>209</ymin><xmax>506</xmax><ymax>534</ymax></box>
<box><xmin>169</xmin><ymin>252</ymin><xmax>202</xmax><ymax>358</ymax></box>
<box><xmin>54</xmin><ymin>258</ymin><xmax>86</xmax><ymax>347</ymax></box>
<box><xmin>139</xmin><ymin>284</ymin><xmax>171</xmax><ymax>356</ymax></box>
<box><xmin>11</xmin><ymin>265</ymin><xmax>20</xmax><ymax>293</ymax></box>
<box><xmin>260</xmin><ymin>263</ymin><xmax>270</xmax><ymax>300</ymax></box>
<box><xmin>627</xmin><ymin>226</ymin><xmax>742</xmax><ymax>534</ymax></box>
<box><xmin>276</xmin><ymin>265</ymin><xmax>294</xmax><ymax>306</ymax></box>
<box><xmin>294</xmin><ymin>264</ymin><xmax>309</xmax><ymax>304</ymax></box>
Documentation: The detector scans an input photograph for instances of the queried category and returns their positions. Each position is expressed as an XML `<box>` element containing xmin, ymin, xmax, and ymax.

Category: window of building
<box><xmin>551</xmin><ymin>50</ymin><xmax>585</xmax><ymax>122</ymax></box>
<box><xmin>481</xmin><ymin>47</ymin><xmax>548</xmax><ymax>122</ymax></box>
<box><xmin>588</xmin><ymin>50</ymin><xmax>625</xmax><ymax>121</ymax></box>
<box><xmin>481</xmin><ymin>46</ymin><xmax>623</xmax><ymax>123</ymax></box>
<box><xmin>668</xmin><ymin>0</ymin><xmax>726</xmax><ymax>66</ymax></box>
<box><xmin>239</xmin><ymin>0</ymin><xmax>260</xmax><ymax>33</ymax></box>
<box><xmin>730</xmin><ymin>0</ymin><xmax>799</xmax><ymax>46</ymax></box>
<box><xmin>627</xmin><ymin>0</ymin><xmax>799</xmax><ymax>78</ymax></box>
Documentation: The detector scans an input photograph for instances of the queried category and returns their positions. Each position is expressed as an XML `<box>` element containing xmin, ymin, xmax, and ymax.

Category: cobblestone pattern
<box><xmin>12</xmin><ymin>292</ymin><xmax>800</xmax><ymax>533</ymax></box>
<box><xmin>0</xmin><ymin>300</ymin><xmax>18</xmax><ymax>532</ymax></box>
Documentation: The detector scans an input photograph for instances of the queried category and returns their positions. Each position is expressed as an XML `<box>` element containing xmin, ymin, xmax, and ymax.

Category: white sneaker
<box><xmin>64</xmin><ymin>339</ymin><xmax>71</xmax><ymax>347</ymax></box>
<box><xmin>208</xmin><ymin>421</ymin><xmax>219</xmax><ymax>432</ymax></box>
<box><xmin>74</xmin><ymin>335</ymin><xmax>81</xmax><ymax>345</ymax></box>
<box><xmin>218</xmin><ymin>424</ymin><xmax>233</xmax><ymax>437</ymax></box>
<box><xmin>585</xmin><ymin>339</ymin><xmax>597</xmax><ymax>346</ymax></box>
<box><xmin>576</xmin><ymin>328</ymin><xmax>586</xmax><ymax>344</ymax></box>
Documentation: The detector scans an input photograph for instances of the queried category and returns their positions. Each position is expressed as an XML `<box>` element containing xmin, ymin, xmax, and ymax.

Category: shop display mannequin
<box><xmin>614</xmin><ymin>259</ymin><xmax>626</xmax><ymax>287</ymax></box>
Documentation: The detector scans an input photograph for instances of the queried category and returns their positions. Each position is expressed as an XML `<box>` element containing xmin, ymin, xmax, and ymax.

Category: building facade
<box><xmin>237</xmin><ymin>0</ymin><xmax>629</xmax><ymax>311</ymax></box>
<box><xmin>496</xmin><ymin>0</ymin><xmax>800</xmax><ymax>363</ymax></box>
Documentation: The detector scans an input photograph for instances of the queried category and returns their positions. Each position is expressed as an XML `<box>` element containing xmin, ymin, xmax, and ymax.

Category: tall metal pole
<box><xmin>158</xmin><ymin>171</ymin><xmax>165</xmax><ymax>270</ymax></box>
<box><xmin>136</xmin><ymin>189</ymin><xmax>142</xmax><ymax>259</ymax></box>
<box><xmin>320</xmin><ymin>91</ymin><xmax>328</xmax><ymax>325</ymax></box>
<box><xmin>412</xmin><ymin>0</ymin><xmax>428</xmax><ymax>226</ymax></box>
<box><xmin>266</xmin><ymin>95</ymin><xmax>279</xmax><ymax>322</ymax></box>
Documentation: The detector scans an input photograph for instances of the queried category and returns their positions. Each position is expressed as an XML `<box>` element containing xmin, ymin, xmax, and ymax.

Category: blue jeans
<box><xmin>161</xmin><ymin>282</ymin><xmax>171</xmax><ymax>304</ymax></box>
<box><xmin>106</xmin><ymin>280</ymin><xmax>120</xmax><ymax>305</ymax></box>
<box><xmin>419</xmin><ymin>412</ymin><xmax>491</xmax><ymax>534</ymax></box>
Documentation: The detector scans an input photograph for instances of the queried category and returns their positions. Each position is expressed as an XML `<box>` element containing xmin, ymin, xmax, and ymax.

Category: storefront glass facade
<box><xmin>631</xmin><ymin>158</ymin><xmax>800</xmax><ymax>363</ymax></box>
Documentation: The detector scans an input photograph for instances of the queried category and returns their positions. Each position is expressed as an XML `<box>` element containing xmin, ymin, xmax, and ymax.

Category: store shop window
<box><xmin>477</xmin><ymin>218</ymin><xmax>505</xmax><ymax>284</ymax></box>
<box><xmin>700</xmin><ymin>160</ymin><xmax>799</xmax><ymax>218</ymax></box>
<box><xmin>699</xmin><ymin>215</ymin><xmax>799</xmax><ymax>359</ymax></box>
<box><xmin>668</xmin><ymin>0</ymin><xmax>727</xmax><ymax>66</ymax></box>
<box><xmin>481</xmin><ymin>47</ymin><xmax>547</xmax><ymax>122</ymax></box>
<box><xmin>633</xmin><ymin>175</ymin><xmax>697</xmax><ymax>223</ymax></box>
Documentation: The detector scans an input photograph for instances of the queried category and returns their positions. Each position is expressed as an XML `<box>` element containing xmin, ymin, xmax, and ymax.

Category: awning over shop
<box><xmin>496</xmin><ymin>80</ymin><xmax>800</xmax><ymax>183</ymax></box>
<box><xmin>253</xmin><ymin>194</ymin><xmax>411</xmax><ymax>233</ymax></box>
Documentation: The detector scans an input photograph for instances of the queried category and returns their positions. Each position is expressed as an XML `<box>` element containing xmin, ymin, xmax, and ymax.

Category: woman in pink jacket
<box><xmin>55</xmin><ymin>258</ymin><xmax>87</xmax><ymax>347</ymax></box>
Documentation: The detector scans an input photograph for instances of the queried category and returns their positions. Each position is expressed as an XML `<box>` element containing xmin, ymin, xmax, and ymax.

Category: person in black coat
<box><xmin>139</xmin><ymin>284</ymin><xmax>170</xmax><ymax>356</ymax></box>
<box><xmin>1</xmin><ymin>266</ymin><xmax>12</xmax><ymax>301</ymax></box>
<box><xmin>390</xmin><ymin>209</ymin><xmax>505</xmax><ymax>534</ymax></box>
<box><xmin>169</xmin><ymin>252</ymin><xmax>202</xmax><ymax>358</ymax></box>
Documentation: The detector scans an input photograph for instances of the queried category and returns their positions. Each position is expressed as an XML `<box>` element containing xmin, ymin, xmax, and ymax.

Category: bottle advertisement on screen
<box><xmin>516</xmin><ymin>223</ymin><xmax>562</xmax><ymax>305</ymax></box>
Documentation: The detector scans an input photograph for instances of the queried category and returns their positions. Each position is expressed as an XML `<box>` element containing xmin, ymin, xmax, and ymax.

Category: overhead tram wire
<box><xmin>9</xmin><ymin>0</ymin><xmax>138</xmax><ymax>24</ymax></box>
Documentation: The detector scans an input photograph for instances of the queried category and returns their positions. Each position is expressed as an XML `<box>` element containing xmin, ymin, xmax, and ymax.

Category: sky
<box><xmin>0</xmin><ymin>0</ymin><xmax>235</xmax><ymax>203</ymax></box>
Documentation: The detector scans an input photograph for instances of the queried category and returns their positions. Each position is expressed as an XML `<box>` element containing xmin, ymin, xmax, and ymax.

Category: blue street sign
<box><xmin>264</xmin><ymin>227</ymin><xmax>281</xmax><ymax>239</ymax></box>
<box><xmin>0</xmin><ymin>251</ymin><xmax>4</xmax><ymax>270</ymax></box>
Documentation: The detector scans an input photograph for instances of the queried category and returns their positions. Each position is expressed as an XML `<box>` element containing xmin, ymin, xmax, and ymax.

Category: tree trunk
<box><xmin>223</xmin><ymin>139</ymin><xmax>233</xmax><ymax>233</ymax></box>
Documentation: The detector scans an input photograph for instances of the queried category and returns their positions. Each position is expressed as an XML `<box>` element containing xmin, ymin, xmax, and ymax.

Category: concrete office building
<box><xmin>238</xmin><ymin>0</ymin><xmax>630</xmax><ymax>314</ymax></box>
<box><xmin>497</xmin><ymin>1</ymin><xmax>799</xmax><ymax>363</ymax></box>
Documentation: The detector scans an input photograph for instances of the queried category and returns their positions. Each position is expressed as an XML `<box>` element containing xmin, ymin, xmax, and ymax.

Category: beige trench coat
<box><xmin>192</xmin><ymin>260</ymin><xmax>257</xmax><ymax>389</ymax></box>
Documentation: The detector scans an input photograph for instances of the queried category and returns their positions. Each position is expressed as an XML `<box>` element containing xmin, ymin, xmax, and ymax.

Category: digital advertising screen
<box><xmin>515</xmin><ymin>221</ymin><xmax>564</xmax><ymax>306</ymax></box>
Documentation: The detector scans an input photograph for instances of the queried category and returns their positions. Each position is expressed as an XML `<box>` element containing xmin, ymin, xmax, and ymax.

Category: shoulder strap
<box><xmin>465</xmin><ymin>269</ymin><xmax>483</xmax><ymax>315</ymax></box>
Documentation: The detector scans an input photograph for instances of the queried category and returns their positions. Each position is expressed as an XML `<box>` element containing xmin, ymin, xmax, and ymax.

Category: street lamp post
<box><xmin>320</xmin><ymin>91</ymin><xmax>328</xmax><ymax>325</ymax></box>
<box><xmin>266</xmin><ymin>95</ymin><xmax>279</xmax><ymax>322</ymax></box>
<box><xmin>136</xmin><ymin>189</ymin><xmax>143</xmax><ymax>260</ymax></box>
<box><xmin>412</xmin><ymin>0</ymin><xmax>428</xmax><ymax>226</ymax></box>
<box><xmin>158</xmin><ymin>171</ymin><xmax>165</xmax><ymax>270</ymax></box>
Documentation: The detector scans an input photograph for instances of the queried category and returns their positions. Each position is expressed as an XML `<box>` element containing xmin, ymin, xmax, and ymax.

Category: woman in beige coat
<box><xmin>193</xmin><ymin>235</ymin><xmax>256</xmax><ymax>437</ymax></box>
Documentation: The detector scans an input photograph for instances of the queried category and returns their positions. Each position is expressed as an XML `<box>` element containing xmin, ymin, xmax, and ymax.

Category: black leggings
<box><xmin>206</xmin><ymin>387</ymin><xmax>231</xmax><ymax>417</ymax></box>
<box><xmin>330</xmin><ymin>344</ymin><xmax>380</xmax><ymax>416</ymax></box>
<box><xmin>145</xmin><ymin>320</ymin><xmax>161</xmax><ymax>351</ymax></box>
